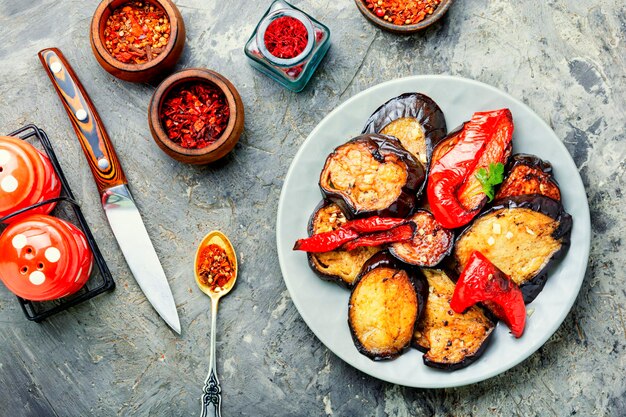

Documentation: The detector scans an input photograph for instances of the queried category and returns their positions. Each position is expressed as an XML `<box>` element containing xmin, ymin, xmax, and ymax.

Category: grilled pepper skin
<box><xmin>427</xmin><ymin>109</ymin><xmax>514</xmax><ymax>229</ymax></box>
<box><xmin>343</xmin><ymin>223</ymin><xmax>416</xmax><ymax>251</ymax></box>
<box><xmin>450</xmin><ymin>251</ymin><xmax>526</xmax><ymax>338</ymax></box>
<box><xmin>294</xmin><ymin>216</ymin><xmax>408</xmax><ymax>253</ymax></box>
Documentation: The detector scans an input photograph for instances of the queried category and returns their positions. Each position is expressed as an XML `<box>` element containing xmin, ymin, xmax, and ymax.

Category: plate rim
<box><xmin>276</xmin><ymin>74</ymin><xmax>591</xmax><ymax>388</ymax></box>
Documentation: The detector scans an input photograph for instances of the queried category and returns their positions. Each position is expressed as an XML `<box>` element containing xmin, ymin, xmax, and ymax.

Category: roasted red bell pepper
<box><xmin>293</xmin><ymin>228</ymin><xmax>359</xmax><ymax>252</ymax></box>
<box><xmin>343</xmin><ymin>223</ymin><xmax>416</xmax><ymax>251</ymax></box>
<box><xmin>427</xmin><ymin>109</ymin><xmax>513</xmax><ymax>229</ymax></box>
<box><xmin>293</xmin><ymin>216</ymin><xmax>407</xmax><ymax>253</ymax></box>
<box><xmin>450</xmin><ymin>251</ymin><xmax>526</xmax><ymax>337</ymax></box>
<box><xmin>342</xmin><ymin>217</ymin><xmax>407</xmax><ymax>233</ymax></box>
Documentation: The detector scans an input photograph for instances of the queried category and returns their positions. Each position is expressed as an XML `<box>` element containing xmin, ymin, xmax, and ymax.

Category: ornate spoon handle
<box><xmin>200</xmin><ymin>297</ymin><xmax>221</xmax><ymax>417</ymax></box>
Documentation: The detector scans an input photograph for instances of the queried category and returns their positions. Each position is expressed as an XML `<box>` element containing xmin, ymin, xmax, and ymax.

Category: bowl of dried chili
<box><xmin>354</xmin><ymin>0</ymin><xmax>453</xmax><ymax>33</ymax></box>
<box><xmin>148</xmin><ymin>68</ymin><xmax>245</xmax><ymax>165</ymax></box>
<box><xmin>90</xmin><ymin>0</ymin><xmax>185</xmax><ymax>82</ymax></box>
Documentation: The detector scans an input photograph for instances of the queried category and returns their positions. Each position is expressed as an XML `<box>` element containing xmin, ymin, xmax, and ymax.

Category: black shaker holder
<box><xmin>1</xmin><ymin>124</ymin><xmax>114</xmax><ymax>321</ymax></box>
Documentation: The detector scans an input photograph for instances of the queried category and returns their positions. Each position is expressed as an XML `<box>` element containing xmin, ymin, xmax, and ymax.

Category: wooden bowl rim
<box><xmin>353</xmin><ymin>0</ymin><xmax>453</xmax><ymax>33</ymax></box>
<box><xmin>91</xmin><ymin>0</ymin><xmax>182</xmax><ymax>73</ymax></box>
<box><xmin>149</xmin><ymin>68</ymin><xmax>242</xmax><ymax>157</ymax></box>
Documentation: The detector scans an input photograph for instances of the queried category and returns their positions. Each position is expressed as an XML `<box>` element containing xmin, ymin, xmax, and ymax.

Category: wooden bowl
<box><xmin>354</xmin><ymin>0</ymin><xmax>453</xmax><ymax>34</ymax></box>
<box><xmin>148</xmin><ymin>68</ymin><xmax>245</xmax><ymax>165</ymax></box>
<box><xmin>90</xmin><ymin>0</ymin><xmax>185</xmax><ymax>82</ymax></box>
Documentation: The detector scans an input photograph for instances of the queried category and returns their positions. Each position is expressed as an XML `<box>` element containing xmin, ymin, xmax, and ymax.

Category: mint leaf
<box><xmin>475</xmin><ymin>162</ymin><xmax>505</xmax><ymax>202</ymax></box>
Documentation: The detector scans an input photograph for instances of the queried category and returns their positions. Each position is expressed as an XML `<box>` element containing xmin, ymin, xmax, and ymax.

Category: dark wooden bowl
<box><xmin>90</xmin><ymin>0</ymin><xmax>185</xmax><ymax>82</ymax></box>
<box><xmin>354</xmin><ymin>0</ymin><xmax>453</xmax><ymax>34</ymax></box>
<box><xmin>148</xmin><ymin>68</ymin><xmax>245</xmax><ymax>165</ymax></box>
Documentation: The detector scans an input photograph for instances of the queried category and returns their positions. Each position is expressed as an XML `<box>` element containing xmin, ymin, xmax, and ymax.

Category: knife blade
<box><xmin>39</xmin><ymin>48</ymin><xmax>181</xmax><ymax>334</ymax></box>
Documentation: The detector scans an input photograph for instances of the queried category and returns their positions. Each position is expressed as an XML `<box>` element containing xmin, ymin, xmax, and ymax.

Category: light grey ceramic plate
<box><xmin>276</xmin><ymin>75</ymin><xmax>590</xmax><ymax>388</ymax></box>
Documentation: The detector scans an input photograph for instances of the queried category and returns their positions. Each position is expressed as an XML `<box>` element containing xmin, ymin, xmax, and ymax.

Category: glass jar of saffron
<box><xmin>244</xmin><ymin>0</ymin><xmax>331</xmax><ymax>92</ymax></box>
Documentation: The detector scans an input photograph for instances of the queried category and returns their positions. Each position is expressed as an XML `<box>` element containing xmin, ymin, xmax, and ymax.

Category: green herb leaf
<box><xmin>475</xmin><ymin>162</ymin><xmax>505</xmax><ymax>202</ymax></box>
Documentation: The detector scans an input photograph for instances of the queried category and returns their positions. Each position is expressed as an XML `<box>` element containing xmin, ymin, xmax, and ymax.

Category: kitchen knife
<box><xmin>39</xmin><ymin>48</ymin><xmax>181</xmax><ymax>334</ymax></box>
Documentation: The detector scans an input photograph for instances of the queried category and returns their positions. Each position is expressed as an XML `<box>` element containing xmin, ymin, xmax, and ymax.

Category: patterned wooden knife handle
<box><xmin>38</xmin><ymin>48</ymin><xmax>127</xmax><ymax>194</ymax></box>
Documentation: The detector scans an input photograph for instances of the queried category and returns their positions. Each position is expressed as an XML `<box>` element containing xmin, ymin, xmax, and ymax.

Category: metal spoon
<box><xmin>195</xmin><ymin>231</ymin><xmax>238</xmax><ymax>417</ymax></box>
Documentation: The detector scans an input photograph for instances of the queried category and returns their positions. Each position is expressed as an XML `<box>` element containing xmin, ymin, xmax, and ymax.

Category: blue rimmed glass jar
<box><xmin>244</xmin><ymin>0</ymin><xmax>331</xmax><ymax>92</ymax></box>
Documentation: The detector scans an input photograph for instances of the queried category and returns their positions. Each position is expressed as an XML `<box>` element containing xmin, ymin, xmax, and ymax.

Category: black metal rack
<box><xmin>1</xmin><ymin>124</ymin><xmax>114</xmax><ymax>321</ymax></box>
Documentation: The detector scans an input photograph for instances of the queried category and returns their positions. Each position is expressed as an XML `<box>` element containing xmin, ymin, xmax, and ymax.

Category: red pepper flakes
<box><xmin>364</xmin><ymin>0</ymin><xmax>442</xmax><ymax>25</ymax></box>
<box><xmin>264</xmin><ymin>16</ymin><xmax>309</xmax><ymax>59</ymax></box>
<box><xmin>197</xmin><ymin>244</ymin><xmax>235</xmax><ymax>292</ymax></box>
<box><xmin>104</xmin><ymin>1</ymin><xmax>171</xmax><ymax>65</ymax></box>
<box><xmin>160</xmin><ymin>82</ymin><xmax>230</xmax><ymax>149</ymax></box>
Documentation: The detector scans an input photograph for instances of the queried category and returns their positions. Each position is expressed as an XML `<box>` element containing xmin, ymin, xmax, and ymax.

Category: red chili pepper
<box><xmin>342</xmin><ymin>216</ymin><xmax>407</xmax><ymax>233</ymax></box>
<box><xmin>293</xmin><ymin>216</ymin><xmax>407</xmax><ymax>253</ymax></box>
<box><xmin>293</xmin><ymin>228</ymin><xmax>359</xmax><ymax>252</ymax></box>
<box><xmin>343</xmin><ymin>223</ymin><xmax>416</xmax><ymax>251</ymax></box>
<box><xmin>450</xmin><ymin>251</ymin><xmax>526</xmax><ymax>338</ymax></box>
<box><xmin>427</xmin><ymin>109</ymin><xmax>513</xmax><ymax>229</ymax></box>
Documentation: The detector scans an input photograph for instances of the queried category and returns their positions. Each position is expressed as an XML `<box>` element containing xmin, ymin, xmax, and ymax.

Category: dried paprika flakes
<box><xmin>197</xmin><ymin>244</ymin><xmax>235</xmax><ymax>292</ymax></box>
<box><xmin>103</xmin><ymin>1</ymin><xmax>171</xmax><ymax>64</ymax></box>
<box><xmin>159</xmin><ymin>82</ymin><xmax>230</xmax><ymax>149</ymax></box>
<box><xmin>364</xmin><ymin>0</ymin><xmax>442</xmax><ymax>26</ymax></box>
<box><xmin>263</xmin><ymin>16</ymin><xmax>309</xmax><ymax>59</ymax></box>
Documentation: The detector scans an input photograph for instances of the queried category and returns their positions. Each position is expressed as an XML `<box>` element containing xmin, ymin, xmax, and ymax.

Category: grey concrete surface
<box><xmin>0</xmin><ymin>1</ymin><xmax>624</xmax><ymax>416</ymax></box>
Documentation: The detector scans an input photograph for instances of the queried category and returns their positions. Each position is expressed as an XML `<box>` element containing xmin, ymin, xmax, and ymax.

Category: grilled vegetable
<box><xmin>495</xmin><ymin>154</ymin><xmax>561</xmax><ymax>201</ymax></box>
<box><xmin>389</xmin><ymin>210</ymin><xmax>453</xmax><ymax>267</ymax></box>
<box><xmin>343</xmin><ymin>222</ymin><xmax>416</xmax><ymax>251</ymax></box>
<box><xmin>319</xmin><ymin>134</ymin><xmax>426</xmax><ymax>218</ymax></box>
<box><xmin>451</xmin><ymin>251</ymin><xmax>526</xmax><ymax>338</ymax></box>
<box><xmin>427</xmin><ymin>109</ymin><xmax>514</xmax><ymax>229</ymax></box>
<box><xmin>414</xmin><ymin>269</ymin><xmax>496</xmax><ymax>370</ymax></box>
<box><xmin>361</xmin><ymin>93</ymin><xmax>447</xmax><ymax>168</ymax></box>
<box><xmin>294</xmin><ymin>214</ymin><xmax>408</xmax><ymax>252</ymax></box>
<box><xmin>306</xmin><ymin>202</ymin><xmax>381</xmax><ymax>288</ymax></box>
<box><xmin>453</xmin><ymin>195</ymin><xmax>572</xmax><ymax>303</ymax></box>
<box><xmin>348</xmin><ymin>252</ymin><xmax>427</xmax><ymax>360</ymax></box>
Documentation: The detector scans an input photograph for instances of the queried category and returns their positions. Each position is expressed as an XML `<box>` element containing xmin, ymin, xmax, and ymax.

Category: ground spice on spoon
<box><xmin>197</xmin><ymin>244</ymin><xmax>235</xmax><ymax>293</ymax></box>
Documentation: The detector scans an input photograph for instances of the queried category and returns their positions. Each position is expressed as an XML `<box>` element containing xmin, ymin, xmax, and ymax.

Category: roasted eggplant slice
<box><xmin>348</xmin><ymin>251</ymin><xmax>427</xmax><ymax>360</ymax></box>
<box><xmin>361</xmin><ymin>93</ymin><xmax>447</xmax><ymax>168</ymax></box>
<box><xmin>453</xmin><ymin>195</ymin><xmax>573</xmax><ymax>303</ymax></box>
<box><xmin>389</xmin><ymin>210</ymin><xmax>453</xmax><ymax>267</ymax></box>
<box><xmin>319</xmin><ymin>134</ymin><xmax>426</xmax><ymax>218</ymax></box>
<box><xmin>414</xmin><ymin>269</ymin><xmax>496</xmax><ymax>370</ymax></box>
<box><xmin>307</xmin><ymin>201</ymin><xmax>380</xmax><ymax>288</ymax></box>
<box><xmin>495</xmin><ymin>154</ymin><xmax>561</xmax><ymax>201</ymax></box>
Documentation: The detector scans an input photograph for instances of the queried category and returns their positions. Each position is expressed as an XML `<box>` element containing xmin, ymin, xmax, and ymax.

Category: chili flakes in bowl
<box><xmin>159</xmin><ymin>82</ymin><xmax>231</xmax><ymax>150</ymax></box>
<box><xmin>104</xmin><ymin>1</ymin><xmax>171</xmax><ymax>64</ymax></box>
<box><xmin>364</xmin><ymin>0</ymin><xmax>442</xmax><ymax>26</ymax></box>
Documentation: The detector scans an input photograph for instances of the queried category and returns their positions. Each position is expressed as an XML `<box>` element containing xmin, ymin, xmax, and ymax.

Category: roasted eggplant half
<box><xmin>495</xmin><ymin>154</ymin><xmax>561</xmax><ymax>201</ymax></box>
<box><xmin>389</xmin><ymin>210</ymin><xmax>453</xmax><ymax>267</ymax></box>
<box><xmin>361</xmin><ymin>93</ymin><xmax>447</xmax><ymax>169</ymax></box>
<box><xmin>319</xmin><ymin>134</ymin><xmax>426</xmax><ymax>218</ymax></box>
<box><xmin>307</xmin><ymin>201</ymin><xmax>381</xmax><ymax>288</ymax></box>
<box><xmin>348</xmin><ymin>251</ymin><xmax>427</xmax><ymax>360</ymax></box>
<box><xmin>453</xmin><ymin>195</ymin><xmax>573</xmax><ymax>303</ymax></box>
<box><xmin>414</xmin><ymin>269</ymin><xmax>496</xmax><ymax>371</ymax></box>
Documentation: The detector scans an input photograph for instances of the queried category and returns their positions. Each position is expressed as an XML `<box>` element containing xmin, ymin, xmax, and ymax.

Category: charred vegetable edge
<box><xmin>319</xmin><ymin>134</ymin><xmax>426</xmax><ymax>219</ymax></box>
<box><xmin>361</xmin><ymin>92</ymin><xmax>447</xmax><ymax>170</ymax></box>
<box><xmin>455</xmin><ymin>194</ymin><xmax>573</xmax><ymax>303</ymax></box>
<box><xmin>348</xmin><ymin>251</ymin><xmax>428</xmax><ymax>361</ymax></box>
<box><xmin>306</xmin><ymin>200</ymin><xmax>379</xmax><ymax>289</ymax></box>
<box><xmin>389</xmin><ymin>209</ymin><xmax>454</xmax><ymax>267</ymax></box>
